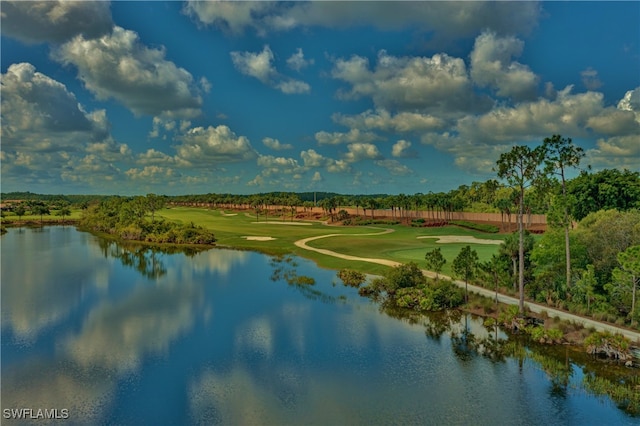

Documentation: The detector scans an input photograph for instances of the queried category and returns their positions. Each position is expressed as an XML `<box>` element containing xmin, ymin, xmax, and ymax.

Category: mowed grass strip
<box><xmin>157</xmin><ymin>207</ymin><xmax>507</xmax><ymax>276</ymax></box>
<box><xmin>156</xmin><ymin>207</ymin><xmax>377</xmax><ymax>256</ymax></box>
<box><xmin>306</xmin><ymin>224</ymin><xmax>505</xmax><ymax>276</ymax></box>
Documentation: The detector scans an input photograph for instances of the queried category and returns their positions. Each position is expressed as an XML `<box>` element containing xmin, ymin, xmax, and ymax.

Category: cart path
<box><xmin>294</xmin><ymin>230</ymin><xmax>640</xmax><ymax>343</ymax></box>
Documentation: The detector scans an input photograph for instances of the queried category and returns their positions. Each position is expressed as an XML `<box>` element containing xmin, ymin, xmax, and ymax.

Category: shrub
<box><xmin>337</xmin><ymin>269</ymin><xmax>366</xmax><ymax>288</ymax></box>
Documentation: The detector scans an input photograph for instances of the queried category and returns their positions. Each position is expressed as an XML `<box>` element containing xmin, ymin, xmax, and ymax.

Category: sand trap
<box><xmin>242</xmin><ymin>236</ymin><xmax>276</xmax><ymax>241</ymax></box>
<box><xmin>252</xmin><ymin>221</ymin><xmax>312</xmax><ymax>225</ymax></box>
<box><xmin>417</xmin><ymin>235</ymin><xmax>501</xmax><ymax>245</ymax></box>
<box><xmin>220</xmin><ymin>211</ymin><xmax>238</xmax><ymax>216</ymax></box>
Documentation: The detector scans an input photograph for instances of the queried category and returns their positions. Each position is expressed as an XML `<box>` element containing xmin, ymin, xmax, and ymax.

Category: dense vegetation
<box><xmin>349</xmin><ymin>262</ymin><xmax>465</xmax><ymax>312</ymax></box>
<box><xmin>79</xmin><ymin>195</ymin><xmax>216</xmax><ymax>245</ymax></box>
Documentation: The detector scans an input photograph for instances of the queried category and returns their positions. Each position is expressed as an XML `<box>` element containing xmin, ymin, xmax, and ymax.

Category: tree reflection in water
<box><xmin>269</xmin><ymin>255</ymin><xmax>337</xmax><ymax>304</ymax></box>
<box><xmin>96</xmin><ymin>238</ymin><xmax>205</xmax><ymax>280</ymax></box>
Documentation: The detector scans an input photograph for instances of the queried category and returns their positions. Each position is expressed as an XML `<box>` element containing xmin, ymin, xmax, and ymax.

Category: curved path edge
<box><xmin>294</xmin><ymin>231</ymin><xmax>640</xmax><ymax>343</ymax></box>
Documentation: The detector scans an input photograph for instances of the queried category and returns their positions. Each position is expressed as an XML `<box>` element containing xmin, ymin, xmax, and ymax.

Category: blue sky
<box><xmin>1</xmin><ymin>1</ymin><xmax>639</xmax><ymax>195</ymax></box>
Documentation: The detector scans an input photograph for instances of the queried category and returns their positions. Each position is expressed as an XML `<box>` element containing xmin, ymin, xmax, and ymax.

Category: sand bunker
<box><xmin>417</xmin><ymin>235</ymin><xmax>501</xmax><ymax>245</ymax></box>
<box><xmin>242</xmin><ymin>236</ymin><xmax>276</xmax><ymax>241</ymax></box>
<box><xmin>220</xmin><ymin>211</ymin><xmax>238</xmax><ymax>216</ymax></box>
<box><xmin>251</xmin><ymin>221</ymin><xmax>312</xmax><ymax>225</ymax></box>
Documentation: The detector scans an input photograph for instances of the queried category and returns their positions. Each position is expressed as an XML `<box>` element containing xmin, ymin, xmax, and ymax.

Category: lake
<box><xmin>1</xmin><ymin>227</ymin><xmax>637</xmax><ymax>425</ymax></box>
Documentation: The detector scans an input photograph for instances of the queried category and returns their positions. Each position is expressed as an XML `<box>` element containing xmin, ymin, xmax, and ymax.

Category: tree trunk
<box><xmin>518</xmin><ymin>188</ymin><xmax>525</xmax><ymax>314</ymax></box>
<box><xmin>562</xmin><ymin>173</ymin><xmax>572</xmax><ymax>290</ymax></box>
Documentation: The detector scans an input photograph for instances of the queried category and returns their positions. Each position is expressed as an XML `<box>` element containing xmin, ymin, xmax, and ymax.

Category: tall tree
<box><xmin>424</xmin><ymin>247</ymin><xmax>446</xmax><ymax>281</ymax></box>
<box><xmin>31</xmin><ymin>203</ymin><xmax>50</xmax><ymax>226</ymax></box>
<box><xmin>542</xmin><ymin>135</ymin><xmax>585</xmax><ymax>290</ymax></box>
<box><xmin>495</xmin><ymin>145</ymin><xmax>545</xmax><ymax>313</ymax></box>
<box><xmin>611</xmin><ymin>245</ymin><xmax>640</xmax><ymax>324</ymax></box>
<box><xmin>146</xmin><ymin>193</ymin><xmax>165</xmax><ymax>222</ymax></box>
<box><xmin>453</xmin><ymin>245</ymin><xmax>479</xmax><ymax>303</ymax></box>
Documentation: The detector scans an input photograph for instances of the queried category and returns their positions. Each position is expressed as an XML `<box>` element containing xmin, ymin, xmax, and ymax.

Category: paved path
<box><xmin>294</xmin><ymin>230</ymin><xmax>640</xmax><ymax>343</ymax></box>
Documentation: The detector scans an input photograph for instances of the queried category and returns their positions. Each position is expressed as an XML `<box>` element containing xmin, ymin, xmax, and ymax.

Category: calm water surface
<box><xmin>1</xmin><ymin>227</ymin><xmax>637</xmax><ymax>425</ymax></box>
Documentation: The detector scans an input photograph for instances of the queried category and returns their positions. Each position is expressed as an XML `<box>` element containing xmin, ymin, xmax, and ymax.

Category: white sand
<box><xmin>242</xmin><ymin>236</ymin><xmax>276</xmax><ymax>241</ymax></box>
<box><xmin>220</xmin><ymin>211</ymin><xmax>238</xmax><ymax>216</ymax></box>
<box><xmin>417</xmin><ymin>235</ymin><xmax>501</xmax><ymax>245</ymax></box>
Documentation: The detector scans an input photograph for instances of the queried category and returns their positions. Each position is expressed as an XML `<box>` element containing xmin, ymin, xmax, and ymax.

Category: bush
<box><xmin>337</xmin><ymin>269</ymin><xmax>366</xmax><ymax>288</ymax></box>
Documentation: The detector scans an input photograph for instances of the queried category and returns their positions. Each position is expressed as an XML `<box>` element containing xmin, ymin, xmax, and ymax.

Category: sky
<box><xmin>1</xmin><ymin>1</ymin><xmax>639</xmax><ymax>196</ymax></box>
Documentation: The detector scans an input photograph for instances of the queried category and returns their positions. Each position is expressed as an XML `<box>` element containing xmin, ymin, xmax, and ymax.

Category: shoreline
<box><xmin>6</xmin><ymin>223</ymin><xmax>639</xmax><ymax>349</ymax></box>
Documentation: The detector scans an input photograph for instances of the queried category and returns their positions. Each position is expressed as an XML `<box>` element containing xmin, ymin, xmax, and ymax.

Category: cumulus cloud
<box><xmin>185</xmin><ymin>1</ymin><xmax>540</xmax><ymax>38</ymax></box>
<box><xmin>287</xmin><ymin>48</ymin><xmax>314</xmax><ymax>71</ymax></box>
<box><xmin>0</xmin><ymin>62</ymin><xmax>133</xmax><ymax>189</ymax></box>
<box><xmin>230</xmin><ymin>45</ymin><xmax>310</xmax><ymax>94</ymax></box>
<box><xmin>333</xmin><ymin>109</ymin><xmax>446</xmax><ymax>133</ymax></box>
<box><xmin>174</xmin><ymin>125</ymin><xmax>257</xmax><ymax>165</ymax></box>
<box><xmin>262</xmin><ymin>137</ymin><xmax>293</xmax><ymax>151</ymax></box>
<box><xmin>52</xmin><ymin>26</ymin><xmax>203</xmax><ymax>118</ymax></box>
<box><xmin>470</xmin><ymin>31</ymin><xmax>539</xmax><ymax>101</ymax></box>
<box><xmin>125</xmin><ymin>166</ymin><xmax>179</xmax><ymax>182</ymax></box>
<box><xmin>332</xmin><ymin>50</ymin><xmax>491</xmax><ymax>115</ymax></box>
<box><xmin>256</xmin><ymin>154</ymin><xmax>305</xmax><ymax>176</ymax></box>
<box><xmin>300</xmin><ymin>149</ymin><xmax>351</xmax><ymax>173</ymax></box>
<box><xmin>343</xmin><ymin>143</ymin><xmax>383</xmax><ymax>163</ymax></box>
<box><xmin>311</xmin><ymin>171</ymin><xmax>323</xmax><ymax>182</ymax></box>
<box><xmin>456</xmin><ymin>86</ymin><xmax>606</xmax><ymax>144</ymax></box>
<box><xmin>315</xmin><ymin>128</ymin><xmax>380</xmax><ymax>145</ymax></box>
<box><xmin>391</xmin><ymin>140</ymin><xmax>417</xmax><ymax>158</ymax></box>
<box><xmin>1</xmin><ymin>0</ymin><xmax>113</xmax><ymax>44</ymax></box>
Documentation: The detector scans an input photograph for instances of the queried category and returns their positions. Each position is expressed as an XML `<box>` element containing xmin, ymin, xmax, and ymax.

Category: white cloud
<box><xmin>374</xmin><ymin>159</ymin><xmax>413</xmax><ymax>176</ymax></box>
<box><xmin>343</xmin><ymin>143</ymin><xmax>383</xmax><ymax>163</ymax></box>
<box><xmin>1</xmin><ymin>0</ymin><xmax>112</xmax><ymax>44</ymax></box>
<box><xmin>332</xmin><ymin>50</ymin><xmax>491</xmax><ymax>115</ymax></box>
<box><xmin>456</xmin><ymin>86</ymin><xmax>606</xmax><ymax>144</ymax></box>
<box><xmin>1</xmin><ymin>62</ymin><xmax>106</xmax><ymax>151</ymax></box>
<box><xmin>185</xmin><ymin>1</ymin><xmax>540</xmax><ymax>39</ymax></box>
<box><xmin>230</xmin><ymin>45</ymin><xmax>310</xmax><ymax>94</ymax></box>
<box><xmin>52</xmin><ymin>26</ymin><xmax>203</xmax><ymax>118</ymax></box>
<box><xmin>586</xmin><ymin>135</ymin><xmax>640</xmax><ymax>169</ymax></box>
<box><xmin>125</xmin><ymin>166</ymin><xmax>179</xmax><ymax>182</ymax></box>
<box><xmin>256</xmin><ymin>154</ymin><xmax>305</xmax><ymax>176</ymax></box>
<box><xmin>230</xmin><ymin>45</ymin><xmax>275</xmax><ymax>83</ymax></box>
<box><xmin>391</xmin><ymin>140</ymin><xmax>417</xmax><ymax>158</ymax></box>
<box><xmin>470</xmin><ymin>31</ymin><xmax>538</xmax><ymax>101</ymax></box>
<box><xmin>262</xmin><ymin>137</ymin><xmax>293</xmax><ymax>151</ymax></box>
<box><xmin>175</xmin><ymin>125</ymin><xmax>257</xmax><ymax>165</ymax></box>
<box><xmin>300</xmin><ymin>149</ymin><xmax>351</xmax><ymax>173</ymax></box>
<box><xmin>333</xmin><ymin>109</ymin><xmax>446</xmax><ymax>133</ymax></box>
<box><xmin>311</xmin><ymin>171</ymin><xmax>323</xmax><ymax>182</ymax></box>
<box><xmin>287</xmin><ymin>48</ymin><xmax>314</xmax><ymax>71</ymax></box>
<box><xmin>276</xmin><ymin>80</ymin><xmax>310</xmax><ymax>95</ymax></box>
<box><xmin>0</xmin><ymin>62</ymin><xmax>134</xmax><ymax>189</ymax></box>
<box><xmin>315</xmin><ymin>128</ymin><xmax>380</xmax><ymax>145</ymax></box>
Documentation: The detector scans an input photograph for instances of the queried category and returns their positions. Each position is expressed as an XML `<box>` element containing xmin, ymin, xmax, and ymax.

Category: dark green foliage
<box><xmin>449</xmin><ymin>220</ymin><xmax>499</xmax><ymax>233</ymax></box>
<box><xmin>359</xmin><ymin>262</ymin><xmax>463</xmax><ymax>312</ymax></box>
<box><xmin>566</xmin><ymin>169</ymin><xmax>640</xmax><ymax>221</ymax></box>
<box><xmin>424</xmin><ymin>247</ymin><xmax>446</xmax><ymax>279</ymax></box>
<box><xmin>80</xmin><ymin>196</ymin><xmax>215</xmax><ymax>245</ymax></box>
<box><xmin>337</xmin><ymin>269</ymin><xmax>366</xmax><ymax>287</ymax></box>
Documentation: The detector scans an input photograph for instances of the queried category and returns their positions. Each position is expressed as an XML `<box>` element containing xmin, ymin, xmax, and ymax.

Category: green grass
<box><xmin>155</xmin><ymin>207</ymin><xmax>506</xmax><ymax>276</ymax></box>
<box><xmin>1</xmin><ymin>209</ymin><xmax>83</xmax><ymax>222</ymax></box>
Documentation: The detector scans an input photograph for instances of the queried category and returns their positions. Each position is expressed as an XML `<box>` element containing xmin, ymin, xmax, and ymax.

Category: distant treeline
<box><xmin>3</xmin><ymin>168</ymin><xmax>639</xmax><ymax>221</ymax></box>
